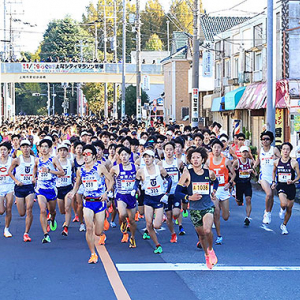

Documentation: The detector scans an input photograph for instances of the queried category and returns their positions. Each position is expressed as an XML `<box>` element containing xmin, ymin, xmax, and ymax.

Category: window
<box><xmin>255</xmin><ymin>52</ymin><xmax>262</xmax><ymax>71</ymax></box>
<box><xmin>182</xmin><ymin>107</ymin><xmax>189</xmax><ymax>120</ymax></box>
<box><xmin>225</xmin><ymin>60</ymin><xmax>230</xmax><ymax>78</ymax></box>
<box><xmin>254</xmin><ymin>24</ymin><xmax>263</xmax><ymax>46</ymax></box>
<box><xmin>234</xmin><ymin>58</ymin><xmax>239</xmax><ymax>78</ymax></box>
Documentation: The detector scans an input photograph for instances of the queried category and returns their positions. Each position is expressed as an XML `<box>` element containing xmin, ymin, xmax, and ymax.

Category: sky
<box><xmin>0</xmin><ymin>0</ymin><xmax>268</xmax><ymax>57</ymax></box>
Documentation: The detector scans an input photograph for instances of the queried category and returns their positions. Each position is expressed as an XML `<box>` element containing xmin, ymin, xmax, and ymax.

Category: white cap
<box><xmin>139</xmin><ymin>139</ymin><xmax>146</xmax><ymax>146</ymax></box>
<box><xmin>142</xmin><ymin>149</ymin><xmax>155</xmax><ymax>157</ymax></box>
<box><xmin>20</xmin><ymin>139</ymin><xmax>31</xmax><ymax>146</ymax></box>
<box><xmin>57</xmin><ymin>143</ymin><xmax>68</xmax><ymax>151</ymax></box>
<box><xmin>240</xmin><ymin>146</ymin><xmax>249</xmax><ymax>152</ymax></box>
<box><xmin>63</xmin><ymin>140</ymin><xmax>71</xmax><ymax>146</ymax></box>
<box><xmin>81</xmin><ymin>131</ymin><xmax>88</xmax><ymax>137</ymax></box>
<box><xmin>166</xmin><ymin>131</ymin><xmax>173</xmax><ymax>136</ymax></box>
<box><xmin>220</xmin><ymin>137</ymin><xmax>228</xmax><ymax>142</ymax></box>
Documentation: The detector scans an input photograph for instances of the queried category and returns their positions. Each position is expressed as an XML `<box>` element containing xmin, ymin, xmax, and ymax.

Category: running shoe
<box><xmin>262</xmin><ymin>211</ymin><xmax>271</xmax><ymax>224</ymax></box>
<box><xmin>208</xmin><ymin>248</ymin><xmax>218</xmax><ymax>265</ymax></box>
<box><xmin>129</xmin><ymin>237</ymin><xmax>136</xmax><ymax>248</ymax></box>
<box><xmin>47</xmin><ymin>212</ymin><xmax>51</xmax><ymax>221</ymax></box>
<box><xmin>182</xmin><ymin>210</ymin><xmax>189</xmax><ymax>218</ymax></box>
<box><xmin>196</xmin><ymin>241</ymin><xmax>202</xmax><ymax>249</ymax></box>
<box><xmin>154</xmin><ymin>245</ymin><xmax>163</xmax><ymax>254</ymax></box>
<box><xmin>110</xmin><ymin>221</ymin><xmax>117</xmax><ymax>228</ymax></box>
<box><xmin>279</xmin><ymin>208</ymin><xmax>286</xmax><ymax>220</ymax></box>
<box><xmin>108</xmin><ymin>205</ymin><xmax>113</xmax><ymax>213</ymax></box>
<box><xmin>79</xmin><ymin>223</ymin><xmax>86</xmax><ymax>232</ymax></box>
<box><xmin>120</xmin><ymin>222</ymin><xmax>127</xmax><ymax>234</ymax></box>
<box><xmin>73</xmin><ymin>215</ymin><xmax>79</xmax><ymax>222</ymax></box>
<box><xmin>88</xmin><ymin>253</ymin><xmax>98</xmax><ymax>264</ymax></box>
<box><xmin>244</xmin><ymin>217</ymin><xmax>250</xmax><ymax>226</ymax></box>
<box><xmin>212</xmin><ymin>223</ymin><xmax>215</xmax><ymax>229</ymax></box>
<box><xmin>179</xmin><ymin>227</ymin><xmax>186</xmax><ymax>235</ymax></box>
<box><xmin>280</xmin><ymin>223</ymin><xmax>288</xmax><ymax>235</ymax></box>
<box><xmin>46</xmin><ymin>224</ymin><xmax>50</xmax><ymax>233</ymax></box>
<box><xmin>121</xmin><ymin>233</ymin><xmax>129</xmax><ymax>243</ymax></box>
<box><xmin>162</xmin><ymin>214</ymin><xmax>167</xmax><ymax>223</ymax></box>
<box><xmin>235</xmin><ymin>199</ymin><xmax>244</xmax><ymax>206</ymax></box>
<box><xmin>42</xmin><ymin>234</ymin><xmax>51</xmax><ymax>243</ymax></box>
<box><xmin>143</xmin><ymin>231</ymin><xmax>151</xmax><ymax>240</ymax></box>
<box><xmin>104</xmin><ymin>218</ymin><xmax>110</xmax><ymax>231</ymax></box>
<box><xmin>135</xmin><ymin>211</ymin><xmax>139</xmax><ymax>222</ymax></box>
<box><xmin>175</xmin><ymin>219</ymin><xmax>179</xmax><ymax>225</ymax></box>
<box><xmin>62</xmin><ymin>226</ymin><xmax>68</xmax><ymax>236</ymax></box>
<box><xmin>4</xmin><ymin>228</ymin><xmax>12</xmax><ymax>238</ymax></box>
<box><xmin>205</xmin><ymin>254</ymin><xmax>213</xmax><ymax>269</ymax></box>
<box><xmin>98</xmin><ymin>233</ymin><xmax>106</xmax><ymax>245</ymax></box>
<box><xmin>23</xmin><ymin>233</ymin><xmax>31</xmax><ymax>242</ymax></box>
<box><xmin>50</xmin><ymin>219</ymin><xmax>57</xmax><ymax>231</ymax></box>
<box><xmin>170</xmin><ymin>233</ymin><xmax>177</xmax><ymax>243</ymax></box>
<box><xmin>215</xmin><ymin>236</ymin><xmax>223</xmax><ymax>245</ymax></box>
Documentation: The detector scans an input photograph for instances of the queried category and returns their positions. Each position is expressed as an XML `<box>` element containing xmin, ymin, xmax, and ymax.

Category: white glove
<box><xmin>160</xmin><ymin>194</ymin><xmax>169</xmax><ymax>204</ymax></box>
<box><xmin>107</xmin><ymin>191</ymin><xmax>113</xmax><ymax>198</ymax></box>
<box><xmin>131</xmin><ymin>189</ymin><xmax>137</xmax><ymax>197</ymax></box>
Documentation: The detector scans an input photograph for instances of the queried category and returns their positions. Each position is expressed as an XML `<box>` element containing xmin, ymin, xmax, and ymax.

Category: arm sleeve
<box><xmin>175</xmin><ymin>184</ymin><xmax>187</xmax><ymax>201</ymax></box>
<box><xmin>164</xmin><ymin>174</ymin><xmax>172</xmax><ymax>194</ymax></box>
<box><xmin>133</xmin><ymin>178</ymin><xmax>141</xmax><ymax>191</ymax></box>
<box><xmin>211</xmin><ymin>178</ymin><xmax>219</xmax><ymax>191</ymax></box>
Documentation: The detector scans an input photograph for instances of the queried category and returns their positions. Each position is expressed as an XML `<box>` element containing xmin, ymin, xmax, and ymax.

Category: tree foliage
<box><xmin>145</xmin><ymin>34</ymin><xmax>164</xmax><ymax>51</ymax></box>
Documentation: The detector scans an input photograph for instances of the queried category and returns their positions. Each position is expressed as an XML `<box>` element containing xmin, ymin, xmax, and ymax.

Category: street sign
<box><xmin>142</xmin><ymin>75</ymin><xmax>150</xmax><ymax>91</ymax></box>
<box><xmin>157</xmin><ymin>97</ymin><xmax>163</xmax><ymax>106</ymax></box>
<box><xmin>32</xmin><ymin>93</ymin><xmax>40</xmax><ymax>96</ymax></box>
<box><xmin>191</xmin><ymin>88</ymin><xmax>199</xmax><ymax>125</ymax></box>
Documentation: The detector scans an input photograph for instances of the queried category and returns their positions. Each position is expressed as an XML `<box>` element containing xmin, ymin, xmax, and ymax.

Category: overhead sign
<box><xmin>21</xmin><ymin>63</ymin><xmax>105</xmax><ymax>73</ymax></box>
<box><xmin>202</xmin><ymin>51</ymin><xmax>212</xmax><ymax>78</ymax></box>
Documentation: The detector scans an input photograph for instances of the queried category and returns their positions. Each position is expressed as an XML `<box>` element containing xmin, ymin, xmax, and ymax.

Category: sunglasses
<box><xmin>238</xmin><ymin>138</ymin><xmax>245</xmax><ymax>141</ymax></box>
<box><xmin>83</xmin><ymin>152</ymin><xmax>93</xmax><ymax>157</ymax></box>
<box><xmin>261</xmin><ymin>138</ymin><xmax>270</xmax><ymax>141</ymax></box>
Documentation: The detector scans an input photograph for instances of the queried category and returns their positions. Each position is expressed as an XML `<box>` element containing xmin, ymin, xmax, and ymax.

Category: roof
<box><xmin>200</xmin><ymin>15</ymin><xmax>250</xmax><ymax>41</ymax></box>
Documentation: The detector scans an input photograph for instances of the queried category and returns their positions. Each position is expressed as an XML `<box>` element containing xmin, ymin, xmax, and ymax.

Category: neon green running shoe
<box><xmin>143</xmin><ymin>232</ymin><xmax>151</xmax><ymax>240</ymax></box>
<box><xmin>183</xmin><ymin>210</ymin><xmax>189</xmax><ymax>218</ymax></box>
<box><xmin>175</xmin><ymin>219</ymin><xmax>179</xmax><ymax>225</ymax></box>
<box><xmin>50</xmin><ymin>219</ymin><xmax>57</xmax><ymax>231</ymax></box>
<box><xmin>42</xmin><ymin>234</ymin><xmax>51</xmax><ymax>243</ymax></box>
<box><xmin>154</xmin><ymin>246</ymin><xmax>163</xmax><ymax>254</ymax></box>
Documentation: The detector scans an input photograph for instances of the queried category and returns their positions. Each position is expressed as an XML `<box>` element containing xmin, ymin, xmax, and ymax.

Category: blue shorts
<box><xmin>164</xmin><ymin>194</ymin><xmax>181</xmax><ymax>211</ymax></box>
<box><xmin>14</xmin><ymin>184</ymin><xmax>35</xmax><ymax>198</ymax></box>
<box><xmin>57</xmin><ymin>185</ymin><xmax>73</xmax><ymax>200</ymax></box>
<box><xmin>116</xmin><ymin>193</ymin><xmax>136</xmax><ymax>210</ymax></box>
<box><xmin>36</xmin><ymin>187</ymin><xmax>57</xmax><ymax>201</ymax></box>
<box><xmin>144</xmin><ymin>194</ymin><xmax>164</xmax><ymax>209</ymax></box>
<box><xmin>83</xmin><ymin>199</ymin><xmax>107</xmax><ymax>214</ymax></box>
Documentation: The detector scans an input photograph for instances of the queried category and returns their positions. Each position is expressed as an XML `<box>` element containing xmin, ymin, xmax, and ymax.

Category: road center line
<box><xmin>116</xmin><ymin>263</ymin><xmax>300</xmax><ymax>272</ymax></box>
<box><xmin>95</xmin><ymin>241</ymin><xmax>131</xmax><ymax>300</ymax></box>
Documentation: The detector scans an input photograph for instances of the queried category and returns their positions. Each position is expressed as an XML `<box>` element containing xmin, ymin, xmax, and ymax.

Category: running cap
<box><xmin>240</xmin><ymin>146</ymin><xmax>249</xmax><ymax>152</ymax></box>
<box><xmin>81</xmin><ymin>131</ymin><xmax>88</xmax><ymax>137</ymax></box>
<box><xmin>57</xmin><ymin>143</ymin><xmax>68</xmax><ymax>151</ymax></box>
<box><xmin>63</xmin><ymin>140</ymin><xmax>71</xmax><ymax>146</ymax></box>
<box><xmin>142</xmin><ymin>150</ymin><xmax>155</xmax><ymax>157</ymax></box>
<box><xmin>139</xmin><ymin>139</ymin><xmax>146</xmax><ymax>146</ymax></box>
<box><xmin>20</xmin><ymin>139</ymin><xmax>31</xmax><ymax>146</ymax></box>
<box><xmin>166</xmin><ymin>130</ymin><xmax>173</xmax><ymax>136</ymax></box>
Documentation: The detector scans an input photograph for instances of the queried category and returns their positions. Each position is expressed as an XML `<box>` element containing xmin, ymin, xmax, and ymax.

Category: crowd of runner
<box><xmin>0</xmin><ymin>115</ymin><xmax>299</xmax><ymax>269</ymax></box>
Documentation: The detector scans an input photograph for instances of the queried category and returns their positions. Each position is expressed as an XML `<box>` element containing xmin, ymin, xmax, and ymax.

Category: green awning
<box><xmin>225</xmin><ymin>86</ymin><xmax>246</xmax><ymax>110</ymax></box>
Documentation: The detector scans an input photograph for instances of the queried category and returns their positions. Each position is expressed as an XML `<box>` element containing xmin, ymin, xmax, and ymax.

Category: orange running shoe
<box><xmin>108</xmin><ymin>205</ymin><xmax>113</xmax><ymax>214</ymax></box>
<box><xmin>47</xmin><ymin>213</ymin><xmax>51</xmax><ymax>221</ymax></box>
<box><xmin>106</xmin><ymin>210</ymin><xmax>109</xmax><ymax>219</ymax></box>
<box><xmin>208</xmin><ymin>248</ymin><xmax>218</xmax><ymax>266</ymax></box>
<box><xmin>121</xmin><ymin>233</ymin><xmax>129</xmax><ymax>243</ymax></box>
<box><xmin>120</xmin><ymin>222</ymin><xmax>127</xmax><ymax>234</ymax></box>
<box><xmin>98</xmin><ymin>234</ymin><xmax>106</xmax><ymax>245</ymax></box>
<box><xmin>205</xmin><ymin>254</ymin><xmax>213</xmax><ymax>269</ymax></box>
<box><xmin>170</xmin><ymin>233</ymin><xmax>177</xmax><ymax>243</ymax></box>
<box><xmin>88</xmin><ymin>253</ymin><xmax>98</xmax><ymax>264</ymax></box>
<box><xmin>104</xmin><ymin>218</ymin><xmax>110</xmax><ymax>231</ymax></box>
<box><xmin>73</xmin><ymin>215</ymin><xmax>79</xmax><ymax>222</ymax></box>
<box><xmin>23</xmin><ymin>233</ymin><xmax>31</xmax><ymax>242</ymax></box>
<box><xmin>46</xmin><ymin>224</ymin><xmax>50</xmax><ymax>233</ymax></box>
<box><xmin>135</xmin><ymin>212</ymin><xmax>139</xmax><ymax>222</ymax></box>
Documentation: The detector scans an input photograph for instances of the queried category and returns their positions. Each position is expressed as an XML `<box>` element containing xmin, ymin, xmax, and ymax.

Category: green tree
<box><xmin>39</xmin><ymin>16</ymin><xmax>93</xmax><ymax>61</ymax></box>
<box><xmin>169</xmin><ymin>0</ymin><xmax>193</xmax><ymax>34</ymax></box>
<box><xmin>145</xmin><ymin>34</ymin><xmax>164</xmax><ymax>50</ymax></box>
<box><xmin>119</xmin><ymin>85</ymin><xmax>149</xmax><ymax>117</ymax></box>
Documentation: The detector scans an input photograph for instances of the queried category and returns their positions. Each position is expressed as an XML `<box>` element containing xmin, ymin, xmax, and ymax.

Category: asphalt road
<box><xmin>1</xmin><ymin>186</ymin><xmax>300</xmax><ymax>300</ymax></box>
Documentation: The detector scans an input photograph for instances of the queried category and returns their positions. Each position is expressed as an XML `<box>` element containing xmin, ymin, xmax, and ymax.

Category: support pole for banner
<box><xmin>121</xmin><ymin>0</ymin><xmax>126</xmax><ymax>119</ymax></box>
<box><xmin>104</xmin><ymin>0</ymin><xmax>108</xmax><ymax>118</ymax></box>
<box><xmin>136</xmin><ymin>0</ymin><xmax>142</xmax><ymax>122</ymax></box>
<box><xmin>113</xmin><ymin>0</ymin><xmax>118</xmax><ymax>119</ymax></box>
<box><xmin>47</xmin><ymin>83</ymin><xmax>51</xmax><ymax>116</ymax></box>
<box><xmin>191</xmin><ymin>0</ymin><xmax>200</xmax><ymax>128</ymax></box>
<box><xmin>266</xmin><ymin>0</ymin><xmax>275</xmax><ymax>136</ymax></box>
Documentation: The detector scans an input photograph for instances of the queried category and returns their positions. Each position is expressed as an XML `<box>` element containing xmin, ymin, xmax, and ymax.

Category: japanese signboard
<box><xmin>191</xmin><ymin>88</ymin><xmax>199</xmax><ymax>123</ymax></box>
<box><xmin>275</xmin><ymin>108</ymin><xmax>284</xmax><ymax>145</ymax></box>
<box><xmin>202</xmin><ymin>51</ymin><xmax>212</xmax><ymax>78</ymax></box>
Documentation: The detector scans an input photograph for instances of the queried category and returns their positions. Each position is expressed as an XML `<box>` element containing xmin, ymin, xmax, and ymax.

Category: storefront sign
<box><xmin>191</xmin><ymin>88</ymin><xmax>199</xmax><ymax>123</ymax></box>
<box><xmin>275</xmin><ymin>108</ymin><xmax>284</xmax><ymax>145</ymax></box>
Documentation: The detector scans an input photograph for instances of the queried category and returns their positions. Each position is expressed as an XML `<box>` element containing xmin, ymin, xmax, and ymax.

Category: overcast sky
<box><xmin>1</xmin><ymin>0</ymin><xmax>269</xmax><ymax>56</ymax></box>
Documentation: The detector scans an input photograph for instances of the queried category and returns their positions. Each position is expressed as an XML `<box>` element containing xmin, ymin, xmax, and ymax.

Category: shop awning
<box><xmin>236</xmin><ymin>80</ymin><xmax>290</xmax><ymax>110</ymax></box>
<box><xmin>203</xmin><ymin>93</ymin><xmax>219</xmax><ymax>109</ymax></box>
<box><xmin>211</xmin><ymin>96</ymin><xmax>225</xmax><ymax>112</ymax></box>
<box><xmin>225</xmin><ymin>86</ymin><xmax>246</xmax><ymax>110</ymax></box>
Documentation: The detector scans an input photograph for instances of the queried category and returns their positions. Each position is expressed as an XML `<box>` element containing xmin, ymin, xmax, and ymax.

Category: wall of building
<box><xmin>131</xmin><ymin>51</ymin><xmax>170</xmax><ymax>64</ymax></box>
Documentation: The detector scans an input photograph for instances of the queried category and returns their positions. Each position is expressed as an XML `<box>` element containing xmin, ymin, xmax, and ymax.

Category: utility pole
<box><xmin>103</xmin><ymin>0</ymin><xmax>108</xmax><ymax>118</ymax></box>
<box><xmin>167</xmin><ymin>20</ymin><xmax>170</xmax><ymax>53</ymax></box>
<box><xmin>47</xmin><ymin>83</ymin><xmax>51</xmax><ymax>116</ymax></box>
<box><xmin>3</xmin><ymin>0</ymin><xmax>7</xmax><ymax>60</ymax></box>
<box><xmin>52</xmin><ymin>84</ymin><xmax>56</xmax><ymax>115</ymax></box>
<box><xmin>191</xmin><ymin>0</ymin><xmax>200</xmax><ymax>128</ymax></box>
<box><xmin>266</xmin><ymin>0</ymin><xmax>275</xmax><ymax>135</ymax></box>
<box><xmin>95</xmin><ymin>21</ymin><xmax>98</xmax><ymax>60</ymax></box>
<box><xmin>121</xmin><ymin>0</ymin><xmax>126</xmax><ymax>119</ymax></box>
<box><xmin>136</xmin><ymin>0</ymin><xmax>142</xmax><ymax>122</ymax></box>
<box><xmin>113</xmin><ymin>0</ymin><xmax>118</xmax><ymax>119</ymax></box>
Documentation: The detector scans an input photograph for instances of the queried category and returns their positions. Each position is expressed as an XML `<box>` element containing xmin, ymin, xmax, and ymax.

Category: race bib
<box><xmin>278</xmin><ymin>173</ymin><xmax>291</xmax><ymax>183</ymax></box>
<box><xmin>57</xmin><ymin>176</ymin><xmax>70</xmax><ymax>185</ymax></box>
<box><xmin>261</xmin><ymin>157</ymin><xmax>273</xmax><ymax>166</ymax></box>
<box><xmin>239</xmin><ymin>170</ymin><xmax>250</xmax><ymax>179</ymax></box>
<box><xmin>83</xmin><ymin>179</ymin><xmax>97</xmax><ymax>191</ymax></box>
<box><xmin>147</xmin><ymin>185</ymin><xmax>161</xmax><ymax>195</ymax></box>
<box><xmin>192</xmin><ymin>182</ymin><xmax>209</xmax><ymax>195</ymax></box>
<box><xmin>121</xmin><ymin>179</ymin><xmax>135</xmax><ymax>190</ymax></box>
<box><xmin>0</xmin><ymin>174</ymin><xmax>8</xmax><ymax>183</ymax></box>
<box><xmin>20</xmin><ymin>174</ymin><xmax>33</xmax><ymax>184</ymax></box>
<box><xmin>38</xmin><ymin>171</ymin><xmax>51</xmax><ymax>181</ymax></box>
<box><xmin>169</xmin><ymin>172</ymin><xmax>179</xmax><ymax>182</ymax></box>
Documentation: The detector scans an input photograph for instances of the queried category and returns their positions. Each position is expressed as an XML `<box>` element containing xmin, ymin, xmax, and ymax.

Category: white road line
<box><xmin>116</xmin><ymin>263</ymin><xmax>300</xmax><ymax>272</ymax></box>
